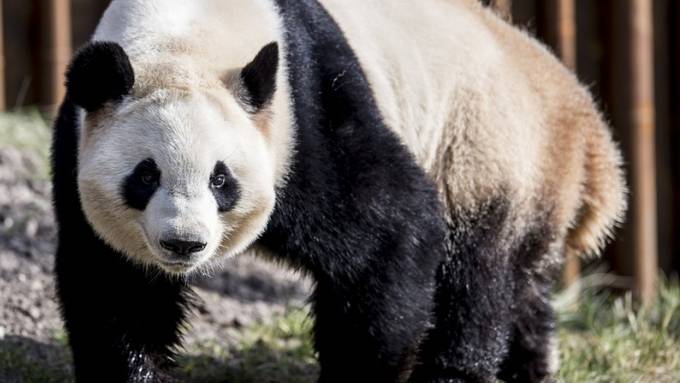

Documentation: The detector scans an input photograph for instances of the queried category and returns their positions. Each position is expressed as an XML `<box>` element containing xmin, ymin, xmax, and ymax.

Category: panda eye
<box><xmin>211</xmin><ymin>174</ymin><xmax>226</xmax><ymax>188</ymax></box>
<box><xmin>123</xmin><ymin>158</ymin><xmax>160</xmax><ymax>210</ymax></box>
<box><xmin>210</xmin><ymin>161</ymin><xmax>240</xmax><ymax>212</ymax></box>
<box><xmin>141</xmin><ymin>171</ymin><xmax>158</xmax><ymax>186</ymax></box>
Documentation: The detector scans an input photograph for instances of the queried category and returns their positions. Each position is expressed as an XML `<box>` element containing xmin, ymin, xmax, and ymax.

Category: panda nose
<box><xmin>159</xmin><ymin>239</ymin><xmax>206</xmax><ymax>256</ymax></box>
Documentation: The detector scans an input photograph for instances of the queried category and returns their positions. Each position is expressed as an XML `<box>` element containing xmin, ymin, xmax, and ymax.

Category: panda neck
<box><xmin>258</xmin><ymin>0</ymin><xmax>444</xmax><ymax>277</ymax></box>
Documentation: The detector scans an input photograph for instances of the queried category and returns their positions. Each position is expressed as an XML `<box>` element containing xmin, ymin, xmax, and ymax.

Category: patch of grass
<box><xmin>0</xmin><ymin>109</ymin><xmax>51</xmax><ymax>155</ymax></box>
<box><xmin>557</xmin><ymin>274</ymin><xmax>680</xmax><ymax>383</ymax></box>
<box><xmin>179</xmin><ymin>308</ymin><xmax>318</xmax><ymax>383</ymax></box>
<box><xmin>0</xmin><ymin>337</ymin><xmax>73</xmax><ymax>383</ymax></box>
<box><xmin>51</xmin><ymin>328</ymin><xmax>71</xmax><ymax>348</ymax></box>
<box><xmin>0</xmin><ymin>109</ymin><xmax>52</xmax><ymax>177</ymax></box>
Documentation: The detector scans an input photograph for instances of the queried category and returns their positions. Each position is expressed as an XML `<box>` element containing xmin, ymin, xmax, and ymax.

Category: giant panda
<box><xmin>52</xmin><ymin>0</ymin><xmax>627</xmax><ymax>382</ymax></box>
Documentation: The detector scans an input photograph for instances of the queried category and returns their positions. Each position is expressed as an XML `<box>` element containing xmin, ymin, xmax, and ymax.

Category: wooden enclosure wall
<box><xmin>1</xmin><ymin>0</ymin><xmax>108</xmax><ymax>110</ymax></box>
<box><xmin>0</xmin><ymin>0</ymin><xmax>677</xmax><ymax>302</ymax></box>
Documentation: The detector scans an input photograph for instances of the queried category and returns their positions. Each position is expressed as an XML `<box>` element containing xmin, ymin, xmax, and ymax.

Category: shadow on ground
<box><xmin>177</xmin><ymin>342</ymin><xmax>318</xmax><ymax>383</ymax></box>
<box><xmin>0</xmin><ymin>336</ymin><xmax>73</xmax><ymax>383</ymax></box>
<box><xmin>191</xmin><ymin>255</ymin><xmax>311</xmax><ymax>305</ymax></box>
<box><xmin>0</xmin><ymin>335</ymin><xmax>318</xmax><ymax>383</ymax></box>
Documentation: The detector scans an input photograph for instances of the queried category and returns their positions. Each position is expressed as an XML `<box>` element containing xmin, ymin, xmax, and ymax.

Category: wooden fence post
<box><xmin>553</xmin><ymin>0</ymin><xmax>576</xmax><ymax>70</ymax></box>
<box><xmin>537</xmin><ymin>0</ymin><xmax>579</xmax><ymax>285</ymax></box>
<box><xmin>674</xmin><ymin>0</ymin><xmax>680</xmax><ymax>274</ymax></box>
<box><xmin>552</xmin><ymin>0</ymin><xmax>579</xmax><ymax>286</ymax></box>
<box><xmin>43</xmin><ymin>0</ymin><xmax>71</xmax><ymax>109</ymax></box>
<box><xmin>628</xmin><ymin>0</ymin><xmax>657</xmax><ymax>305</ymax></box>
<box><xmin>0</xmin><ymin>0</ymin><xmax>5</xmax><ymax>111</ymax></box>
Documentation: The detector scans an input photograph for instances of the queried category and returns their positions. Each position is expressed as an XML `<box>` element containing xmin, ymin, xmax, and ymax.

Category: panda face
<box><xmin>77</xmin><ymin>89</ymin><xmax>277</xmax><ymax>275</ymax></box>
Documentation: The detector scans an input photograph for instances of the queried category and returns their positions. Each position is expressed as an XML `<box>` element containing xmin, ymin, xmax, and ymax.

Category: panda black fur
<box><xmin>52</xmin><ymin>0</ymin><xmax>626</xmax><ymax>382</ymax></box>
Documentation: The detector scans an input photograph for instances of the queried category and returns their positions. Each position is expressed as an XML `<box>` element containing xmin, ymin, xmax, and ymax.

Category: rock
<box><xmin>25</xmin><ymin>218</ymin><xmax>39</xmax><ymax>238</ymax></box>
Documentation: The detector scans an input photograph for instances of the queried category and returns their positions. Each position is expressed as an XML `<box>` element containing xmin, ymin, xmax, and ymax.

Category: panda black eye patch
<box><xmin>210</xmin><ymin>161</ymin><xmax>240</xmax><ymax>212</ymax></box>
<box><xmin>122</xmin><ymin>158</ymin><xmax>161</xmax><ymax>210</ymax></box>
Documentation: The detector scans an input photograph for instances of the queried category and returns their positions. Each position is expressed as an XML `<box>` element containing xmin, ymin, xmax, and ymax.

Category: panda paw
<box><xmin>418</xmin><ymin>378</ymin><xmax>494</xmax><ymax>383</ymax></box>
<box><xmin>128</xmin><ymin>369</ymin><xmax>178</xmax><ymax>383</ymax></box>
<box><xmin>409</xmin><ymin>370</ymin><xmax>496</xmax><ymax>383</ymax></box>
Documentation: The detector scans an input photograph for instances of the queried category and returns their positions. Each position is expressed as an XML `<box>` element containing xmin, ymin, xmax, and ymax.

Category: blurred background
<box><xmin>0</xmin><ymin>1</ymin><xmax>678</xmax><ymax>382</ymax></box>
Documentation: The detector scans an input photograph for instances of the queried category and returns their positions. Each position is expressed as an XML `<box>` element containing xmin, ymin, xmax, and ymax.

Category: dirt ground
<box><xmin>0</xmin><ymin>146</ymin><xmax>314</xmax><ymax>382</ymax></box>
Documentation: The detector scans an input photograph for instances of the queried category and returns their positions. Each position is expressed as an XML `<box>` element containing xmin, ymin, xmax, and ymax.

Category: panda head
<box><xmin>67</xmin><ymin>41</ymin><xmax>281</xmax><ymax>275</ymax></box>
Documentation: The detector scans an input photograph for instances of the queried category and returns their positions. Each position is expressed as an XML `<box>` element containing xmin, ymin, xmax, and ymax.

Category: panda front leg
<box><xmin>409</xmin><ymin>203</ymin><xmax>516</xmax><ymax>383</ymax></box>
<box><xmin>55</xmin><ymin>239</ymin><xmax>190</xmax><ymax>383</ymax></box>
<box><xmin>310</xmin><ymin>260</ymin><xmax>438</xmax><ymax>383</ymax></box>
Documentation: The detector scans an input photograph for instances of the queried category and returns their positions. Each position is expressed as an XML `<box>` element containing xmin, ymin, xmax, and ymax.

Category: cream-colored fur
<box><xmin>323</xmin><ymin>0</ymin><xmax>626</xmax><ymax>258</ymax></box>
<box><xmin>80</xmin><ymin>0</ymin><xmax>625</xmax><ymax>274</ymax></box>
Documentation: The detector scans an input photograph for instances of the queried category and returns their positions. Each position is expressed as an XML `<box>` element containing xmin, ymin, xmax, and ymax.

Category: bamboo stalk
<box><xmin>628</xmin><ymin>0</ymin><xmax>657</xmax><ymax>305</ymax></box>
<box><xmin>43</xmin><ymin>0</ymin><xmax>71</xmax><ymax>108</ymax></box>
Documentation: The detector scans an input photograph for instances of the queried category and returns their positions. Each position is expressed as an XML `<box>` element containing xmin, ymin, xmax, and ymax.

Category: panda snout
<box><xmin>159</xmin><ymin>238</ymin><xmax>207</xmax><ymax>257</ymax></box>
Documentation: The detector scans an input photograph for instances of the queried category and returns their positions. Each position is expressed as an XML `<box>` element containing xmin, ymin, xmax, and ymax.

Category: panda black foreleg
<box><xmin>55</xmin><ymin>239</ymin><xmax>191</xmax><ymax>383</ymax></box>
<box><xmin>312</xmin><ymin>280</ymin><xmax>434</xmax><ymax>383</ymax></box>
<box><xmin>309</xmin><ymin>243</ymin><xmax>440</xmax><ymax>383</ymax></box>
<box><xmin>409</xmin><ymin>201</ymin><xmax>516</xmax><ymax>383</ymax></box>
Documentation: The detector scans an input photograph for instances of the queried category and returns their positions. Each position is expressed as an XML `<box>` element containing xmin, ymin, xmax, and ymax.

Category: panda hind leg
<box><xmin>497</xmin><ymin>276</ymin><xmax>559</xmax><ymax>382</ymax></box>
<box><xmin>409</xmin><ymin>199</ymin><xmax>517</xmax><ymax>383</ymax></box>
<box><xmin>498</xmin><ymin>230</ymin><xmax>562</xmax><ymax>383</ymax></box>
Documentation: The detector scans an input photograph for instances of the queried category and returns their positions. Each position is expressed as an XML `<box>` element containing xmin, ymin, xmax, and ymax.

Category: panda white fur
<box><xmin>52</xmin><ymin>0</ymin><xmax>626</xmax><ymax>382</ymax></box>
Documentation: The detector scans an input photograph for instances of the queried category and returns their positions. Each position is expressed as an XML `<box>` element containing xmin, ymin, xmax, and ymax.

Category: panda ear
<box><xmin>66</xmin><ymin>41</ymin><xmax>135</xmax><ymax>112</ymax></box>
<box><xmin>238</xmin><ymin>42</ymin><xmax>279</xmax><ymax>111</ymax></box>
